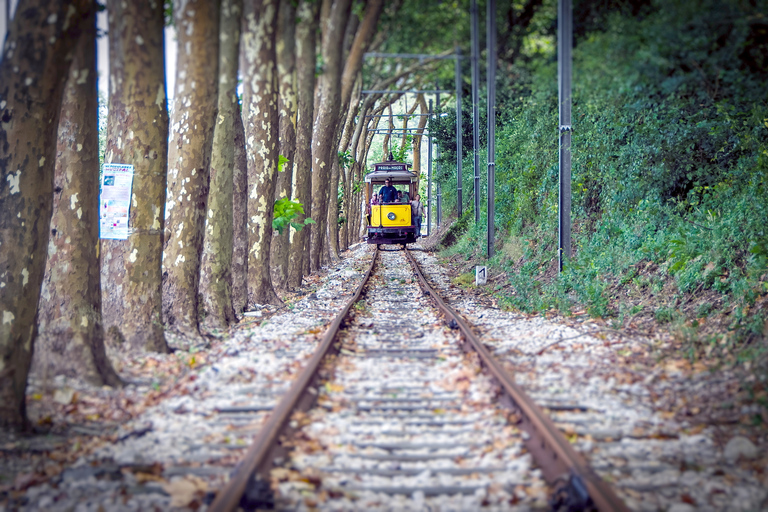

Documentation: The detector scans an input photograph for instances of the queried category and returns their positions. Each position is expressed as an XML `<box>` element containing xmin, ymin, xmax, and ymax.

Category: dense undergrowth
<box><xmin>432</xmin><ymin>0</ymin><xmax>768</xmax><ymax>367</ymax></box>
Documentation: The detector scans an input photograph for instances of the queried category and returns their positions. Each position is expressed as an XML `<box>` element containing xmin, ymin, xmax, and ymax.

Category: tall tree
<box><xmin>382</xmin><ymin>102</ymin><xmax>394</xmax><ymax>157</ymax></box>
<box><xmin>411</xmin><ymin>93</ymin><xmax>429</xmax><ymax>191</ymax></box>
<box><xmin>327</xmin><ymin>152</ymin><xmax>342</xmax><ymax>258</ymax></box>
<box><xmin>200</xmin><ymin>0</ymin><xmax>242</xmax><ymax>330</ymax></box>
<box><xmin>231</xmin><ymin>105</ymin><xmax>248</xmax><ymax>315</ymax></box>
<box><xmin>342</xmin><ymin>84</ymin><xmax>369</xmax><ymax>249</ymax></box>
<box><xmin>101</xmin><ymin>0</ymin><xmax>169</xmax><ymax>354</ymax></box>
<box><xmin>270</xmin><ymin>0</ymin><xmax>298</xmax><ymax>290</ymax></box>
<box><xmin>242</xmin><ymin>0</ymin><xmax>281</xmax><ymax>306</ymax></box>
<box><xmin>163</xmin><ymin>0</ymin><xmax>220</xmax><ymax>339</ymax></box>
<box><xmin>35</xmin><ymin>8</ymin><xmax>122</xmax><ymax>387</ymax></box>
<box><xmin>309</xmin><ymin>0</ymin><xmax>353</xmax><ymax>272</ymax></box>
<box><xmin>335</xmin><ymin>77</ymin><xmax>362</xmax><ymax>253</ymax></box>
<box><xmin>287</xmin><ymin>0</ymin><xmax>319</xmax><ymax>290</ymax></box>
<box><xmin>339</xmin><ymin>0</ymin><xmax>384</xmax><ymax>117</ymax></box>
<box><xmin>0</xmin><ymin>0</ymin><xmax>92</xmax><ymax>430</ymax></box>
<box><xmin>400</xmin><ymin>98</ymin><xmax>419</xmax><ymax>155</ymax></box>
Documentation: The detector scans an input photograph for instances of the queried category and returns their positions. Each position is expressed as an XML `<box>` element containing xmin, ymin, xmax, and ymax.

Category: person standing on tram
<box><xmin>367</xmin><ymin>193</ymin><xmax>380</xmax><ymax>226</ymax></box>
<box><xmin>411</xmin><ymin>194</ymin><xmax>424</xmax><ymax>237</ymax></box>
<box><xmin>379</xmin><ymin>178</ymin><xmax>397</xmax><ymax>203</ymax></box>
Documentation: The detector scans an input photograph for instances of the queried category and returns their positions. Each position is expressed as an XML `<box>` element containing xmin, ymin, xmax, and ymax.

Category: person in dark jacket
<box><xmin>379</xmin><ymin>179</ymin><xmax>397</xmax><ymax>203</ymax></box>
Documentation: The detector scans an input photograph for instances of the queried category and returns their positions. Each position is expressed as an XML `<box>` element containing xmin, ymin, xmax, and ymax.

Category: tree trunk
<box><xmin>0</xmin><ymin>0</ymin><xmax>92</xmax><ymax>430</ymax></box>
<box><xmin>345</xmin><ymin>95</ymin><xmax>369</xmax><ymax>248</ymax></box>
<box><xmin>270</xmin><ymin>0</ymin><xmax>297</xmax><ymax>291</ymax></box>
<box><xmin>412</xmin><ymin>93</ymin><xmax>428</xmax><ymax>191</ymax></box>
<box><xmin>242</xmin><ymin>0</ymin><xmax>281</xmax><ymax>307</ymax></box>
<box><xmin>312</xmin><ymin>0</ymin><xmax>382</xmax><ymax>263</ymax></box>
<box><xmin>339</xmin><ymin>0</ymin><xmax>384</xmax><ymax>115</ymax></box>
<box><xmin>231</xmin><ymin>104</ymin><xmax>248</xmax><ymax>316</ymax></box>
<box><xmin>385</xmin><ymin>104</ymin><xmax>395</xmax><ymax>156</ymax></box>
<box><xmin>400</xmin><ymin>98</ymin><xmax>418</xmax><ymax>156</ymax></box>
<box><xmin>35</xmin><ymin>8</ymin><xmax>122</xmax><ymax>388</ymax></box>
<box><xmin>287</xmin><ymin>0</ymin><xmax>319</xmax><ymax>291</ymax></box>
<box><xmin>163</xmin><ymin>0</ymin><xmax>220</xmax><ymax>340</ymax></box>
<box><xmin>327</xmin><ymin>157</ymin><xmax>341</xmax><ymax>259</ymax></box>
<box><xmin>309</xmin><ymin>0</ymin><xmax>353</xmax><ymax>272</ymax></box>
<box><xmin>336</xmin><ymin>79</ymin><xmax>361</xmax><ymax>252</ymax></box>
<box><xmin>200</xmin><ymin>0</ymin><xmax>241</xmax><ymax>331</ymax></box>
<box><xmin>101</xmin><ymin>0</ymin><xmax>169</xmax><ymax>354</ymax></box>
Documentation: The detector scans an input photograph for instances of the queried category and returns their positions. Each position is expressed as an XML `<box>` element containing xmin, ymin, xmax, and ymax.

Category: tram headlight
<box><xmin>387</xmin><ymin>212</ymin><xmax>397</xmax><ymax>221</ymax></box>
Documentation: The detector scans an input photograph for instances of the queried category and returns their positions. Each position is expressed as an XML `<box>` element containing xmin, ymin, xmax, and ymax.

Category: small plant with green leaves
<box><xmin>272</xmin><ymin>198</ymin><xmax>315</xmax><ymax>235</ymax></box>
<box><xmin>277</xmin><ymin>154</ymin><xmax>290</xmax><ymax>173</ymax></box>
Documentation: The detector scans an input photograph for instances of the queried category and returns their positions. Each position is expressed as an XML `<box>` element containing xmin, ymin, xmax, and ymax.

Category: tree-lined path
<box><xmin>1</xmin><ymin>0</ymin><xmax>766</xmax><ymax>509</ymax></box>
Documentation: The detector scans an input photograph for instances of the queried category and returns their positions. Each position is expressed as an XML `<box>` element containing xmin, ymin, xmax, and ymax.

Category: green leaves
<box><xmin>338</xmin><ymin>150</ymin><xmax>353</xmax><ymax>169</ymax></box>
<box><xmin>392</xmin><ymin>135</ymin><xmax>413</xmax><ymax>164</ymax></box>
<box><xmin>272</xmin><ymin>198</ymin><xmax>315</xmax><ymax>235</ymax></box>
<box><xmin>277</xmin><ymin>154</ymin><xmax>289</xmax><ymax>173</ymax></box>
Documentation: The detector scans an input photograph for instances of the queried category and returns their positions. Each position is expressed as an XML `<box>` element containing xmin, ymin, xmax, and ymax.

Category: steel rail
<box><xmin>403</xmin><ymin>248</ymin><xmax>630</xmax><ymax>512</ymax></box>
<box><xmin>208</xmin><ymin>247</ymin><xmax>380</xmax><ymax>512</ymax></box>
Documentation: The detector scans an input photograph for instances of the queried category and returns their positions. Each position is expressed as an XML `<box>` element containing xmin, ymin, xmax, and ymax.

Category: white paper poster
<box><xmin>99</xmin><ymin>163</ymin><xmax>134</xmax><ymax>240</ymax></box>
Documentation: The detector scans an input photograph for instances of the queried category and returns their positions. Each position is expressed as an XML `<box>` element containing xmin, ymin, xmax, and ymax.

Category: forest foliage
<box><xmin>431</xmin><ymin>0</ymin><xmax>768</xmax><ymax>360</ymax></box>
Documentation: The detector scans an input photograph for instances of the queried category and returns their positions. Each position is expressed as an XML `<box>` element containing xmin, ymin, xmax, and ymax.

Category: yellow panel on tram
<box><xmin>370</xmin><ymin>204</ymin><xmax>411</xmax><ymax>227</ymax></box>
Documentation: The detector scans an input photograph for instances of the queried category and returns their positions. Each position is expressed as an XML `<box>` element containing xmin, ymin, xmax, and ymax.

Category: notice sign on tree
<box><xmin>99</xmin><ymin>163</ymin><xmax>135</xmax><ymax>240</ymax></box>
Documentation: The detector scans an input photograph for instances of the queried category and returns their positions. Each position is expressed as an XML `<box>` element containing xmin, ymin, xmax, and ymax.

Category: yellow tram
<box><xmin>365</xmin><ymin>159</ymin><xmax>418</xmax><ymax>245</ymax></box>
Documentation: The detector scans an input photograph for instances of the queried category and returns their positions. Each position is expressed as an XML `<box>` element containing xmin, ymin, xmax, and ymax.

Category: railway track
<box><xmin>209</xmin><ymin>247</ymin><xmax>628</xmax><ymax>511</ymax></box>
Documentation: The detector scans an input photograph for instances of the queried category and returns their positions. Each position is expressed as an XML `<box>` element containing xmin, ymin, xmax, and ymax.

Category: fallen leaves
<box><xmin>12</xmin><ymin>472</ymin><xmax>48</xmax><ymax>492</ymax></box>
<box><xmin>162</xmin><ymin>475</ymin><xmax>208</xmax><ymax>508</ymax></box>
<box><xmin>53</xmin><ymin>387</ymin><xmax>77</xmax><ymax>405</ymax></box>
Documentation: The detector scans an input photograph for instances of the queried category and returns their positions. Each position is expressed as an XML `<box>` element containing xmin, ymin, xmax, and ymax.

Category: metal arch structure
<box><xmin>362</xmin><ymin>50</ymin><xmax>465</xmax><ymax>234</ymax></box>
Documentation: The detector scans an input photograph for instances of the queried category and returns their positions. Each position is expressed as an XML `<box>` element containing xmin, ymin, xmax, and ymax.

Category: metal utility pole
<box><xmin>454</xmin><ymin>46</ymin><xmax>463</xmax><ymax>217</ymax></box>
<box><xmin>435</xmin><ymin>93</ymin><xmax>441</xmax><ymax>231</ymax></box>
<box><xmin>471</xmin><ymin>0</ymin><xmax>481</xmax><ymax>224</ymax></box>
<box><xmin>437</xmin><ymin>183</ymin><xmax>442</xmax><ymax>227</ymax></box>
<box><xmin>3</xmin><ymin>0</ymin><xmax>12</xmax><ymax>40</ymax></box>
<box><xmin>487</xmin><ymin>0</ymin><xmax>497</xmax><ymax>258</ymax></box>
<box><xmin>427</xmin><ymin>99</ymin><xmax>433</xmax><ymax>237</ymax></box>
<box><xmin>558</xmin><ymin>0</ymin><xmax>573</xmax><ymax>271</ymax></box>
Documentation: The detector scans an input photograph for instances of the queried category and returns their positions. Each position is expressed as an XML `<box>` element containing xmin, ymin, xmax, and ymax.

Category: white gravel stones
<box><xmin>15</xmin><ymin>244</ymin><xmax>374</xmax><ymax>512</ymax></box>
<box><xmin>273</xmin><ymin>248</ymin><xmax>549</xmax><ymax>510</ymax></box>
<box><xmin>724</xmin><ymin>436</ymin><xmax>759</xmax><ymax>462</ymax></box>
<box><xmin>410</xmin><ymin>249</ymin><xmax>768</xmax><ymax>512</ymax></box>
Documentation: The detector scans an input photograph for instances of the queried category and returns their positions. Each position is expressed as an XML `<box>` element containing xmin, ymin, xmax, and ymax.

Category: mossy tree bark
<box><xmin>0</xmin><ymin>0</ymin><xmax>92</xmax><ymax>430</ymax></box>
<box><xmin>309</xmin><ymin>0</ymin><xmax>353</xmax><ymax>272</ymax></box>
<box><xmin>200</xmin><ymin>0</ymin><xmax>242</xmax><ymax>331</ymax></box>
<box><xmin>287</xmin><ymin>0</ymin><xmax>319</xmax><ymax>291</ymax></box>
<box><xmin>231</xmin><ymin>104</ymin><xmax>248</xmax><ymax>315</ymax></box>
<box><xmin>163</xmin><ymin>0</ymin><xmax>220</xmax><ymax>339</ymax></box>
<box><xmin>101</xmin><ymin>0</ymin><xmax>169</xmax><ymax>354</ymax></box>
<box><xmin>35</xmin><ymin>8</ymin><xmax>122</xmax><ymax>388</ymax></box>
<box><xmin>242</xmin><ymin>0</ymin><xmax>281</xmax><ymax>307</ymax></box>
<box><xmin>270</xmin><ymin>0</ymin><xmax>297</xmax><ymax>291</ymax></box>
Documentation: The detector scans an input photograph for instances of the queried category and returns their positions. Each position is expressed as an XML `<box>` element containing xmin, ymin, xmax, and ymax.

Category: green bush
<box><xmin>434</xmin><ymin>0</ymin><xmax>768</xmax><ymax>352</ymax></box>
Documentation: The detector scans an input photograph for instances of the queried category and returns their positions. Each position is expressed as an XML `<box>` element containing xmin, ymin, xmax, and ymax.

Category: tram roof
<box><xmin>365</xmin><ymin>161</ymin><xmax>417</xmax><ymax>183</ymax></box>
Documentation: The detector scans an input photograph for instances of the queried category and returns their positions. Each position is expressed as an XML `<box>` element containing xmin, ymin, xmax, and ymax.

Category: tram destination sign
<box><xmin>376</xmin><ymin>164</ymin><xmax>407</xmax><ymax>171</ymax></box>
